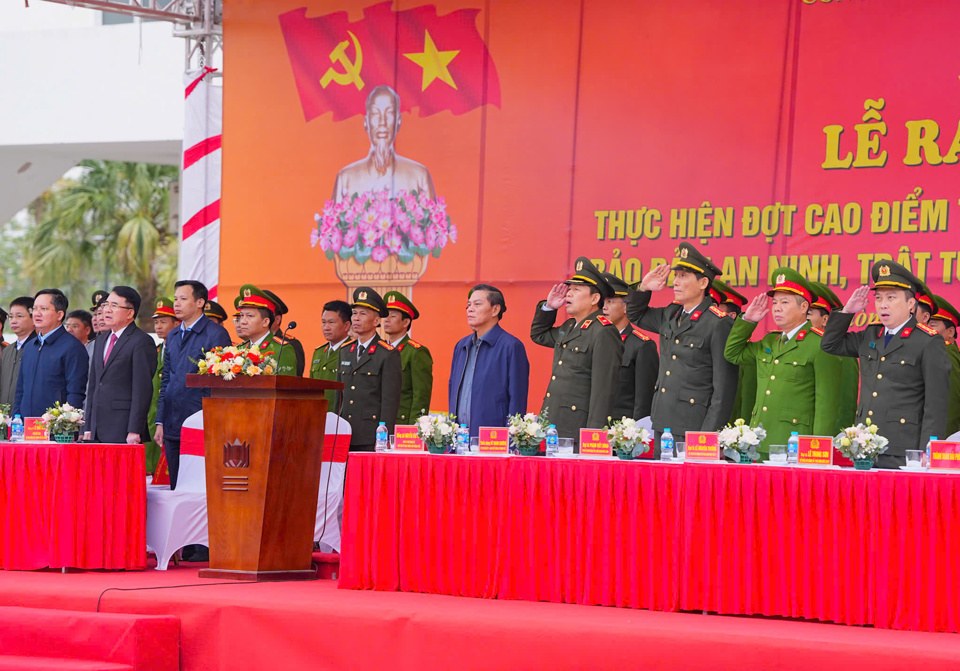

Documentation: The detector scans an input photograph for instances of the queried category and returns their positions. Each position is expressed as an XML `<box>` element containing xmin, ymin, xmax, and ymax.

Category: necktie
<box><xmin>181</xmin><ymin>327</ymin><xmax>190</xmax><ymax>341</ymax></box>
<box><xmin>104</xmin><ymin>333</ymin><xmax>118</xmax><ymax>364</ymax></box>
<box><xmin>884</xmin><ymin>332</ymin><xmax>894</xmax><ymax>347</ymax></box>
<box><xmin>357</xmin><ymin>344</ymin><xmax>365</xmax><ymax>362</ymax></box>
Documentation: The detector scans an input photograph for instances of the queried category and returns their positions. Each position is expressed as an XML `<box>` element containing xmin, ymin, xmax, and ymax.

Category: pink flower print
<box><xmin>371</xmin><ymin>245</ymin><xmax>390</xmax><ymax>263</ymax></box>
<box><xmin>343</xmin><ymin>227</ymin><xmax>358</xmax><ymax>247</ymax></box>
<box><xmin>362</xmin><ymin>229</ymin><xmax>380</xmax><ymax>248</ymax></box>
<box><xmin>310</xmin><ymin>228</ymin><xmax>320</xmax><ymax>248</ymax></box>
<box><xmin>409</xmin><ymin>226</ymin><xmax>425</xmax><ymax>246</ymax></box>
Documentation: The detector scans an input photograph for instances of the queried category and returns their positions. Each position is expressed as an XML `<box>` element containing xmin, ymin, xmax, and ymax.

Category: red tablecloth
<box><xmin>341</xmin><ymin>454</ymin><xmax>960</xmax><ymax>633</ymax></box>
<box><xmin>0</xmin><ymin>442</ymin><xmax>146</xmax><ymax>570</ymax></box>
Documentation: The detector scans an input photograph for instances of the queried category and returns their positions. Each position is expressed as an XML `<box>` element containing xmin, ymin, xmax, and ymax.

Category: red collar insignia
<box><xmin>368</xmin><ymin>345</ymin><xmax>377</xmax><ymax>354</ymax></box>
<box><xmin>901</xmin><ymin>327</ymin><xmax>913</xmax><ymax>338</ymax></box>
<box><xmin>350</xmin><ymin>344</ymin><xmax>356</xmax><ymax>353</ymax></box>
<box><xmin>581</xmin><ymin>319</ymin><xmax>592</xmax><ymax>329</ymax></box>
<box><xmin>796</xmin><ymin>331</ymin><xmax>807</xmax><ymax>341</ymax></box>
<box><xmin>596</xmin><ymin>315</ymin><xmax>612</xmax><ymax>326</ymax></box>
<box><xmin>621</xmin><ymin>333</ymin><xmax>628</xmax><ymax>341</ymax></box>
<box><xmin>397</xmin><ymin>343</ymin><xmax>405</xmax><ymax>351</ymax></box>
<box><xmin>690</xmin><ymin>311</ymin><xmax>702</xmax><ymax>321</ymax></box>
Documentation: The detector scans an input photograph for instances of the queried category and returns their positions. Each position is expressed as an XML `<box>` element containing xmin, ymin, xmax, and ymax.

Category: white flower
<box><xmin>523</xmin><ymin>413</ymin><xmax>537</xmax><ymax>422</ymax></box>
<box><xmin>524</xmin><ymin>424</ymin><xmax>539</xmax><ymax>437</ymax></box>
<box><xmin>439</xmin><ymin>423</ymin><xmax>453</xmax><ymax>436</ymax></box>
<box><xmin>742</xmin><ymin>429</ymin><xmax>759</xmax><ymax>446</ymax></box>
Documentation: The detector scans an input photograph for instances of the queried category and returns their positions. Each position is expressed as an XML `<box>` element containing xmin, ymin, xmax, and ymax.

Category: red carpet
<box><xmin>0</xmin><ymin>563</ymin><xmax>957</xmax><ymax>670</ymax></box>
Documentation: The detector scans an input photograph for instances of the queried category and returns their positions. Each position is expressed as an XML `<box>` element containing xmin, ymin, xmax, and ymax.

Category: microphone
<box><xmin>274</xmin><ymin>321</ymin><xmax>297</xmax><ymax>375</ymax></box>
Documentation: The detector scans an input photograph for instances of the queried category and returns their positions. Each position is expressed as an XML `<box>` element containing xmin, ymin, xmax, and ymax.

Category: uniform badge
<box><xmin>157</xmin><ymin>300</ymin><xmax>163</xmax><ymax>309</ymax></box>
<box><xmin>350</xmin><ymin>344</ymin><xmax>356</xmax><ymax>353</ymax></box>
<box><xmin>580</xmin><ymin>319</ymin><xmax>592</xmax><ymax>329</ymax></box>
<box><xmin>878</xmin><ymin>264</ymin><xmax>891</xmax><ymax>277</ymax></box>
<box><xmin>776</xmin><ymin>274</ymin><xmax>786</xmax><ymax>285</ymax></box>
<box><xmin>632</xmin><ymin>327</ymin><xmax>650</xmax><ymax>341</ymax></box>
<box><xmin>901</xmin><ymin>327</ymin><xmax>913</xmax><ymax>338</ymax></box>
<box><xmin>243</xmin><ymin>288</ymin><xmax>251</xmax><ymax>298</ymax></box>
<box><xmin>407</xmin><ymin>340</ymin><xmax>422</xmax><ymax>348</ymax></box>
<box><xmin>708</xmin><ymin>305</ymin><xmax>727</xmax><ymax>318</ymax></box>
<box><xmin>358</xmin><ymin>291</ymin><xmax>368</xmax><ymax>300</ymax></box>
<box><xmin>690</xmin><ymin>311</ymin><xmax>702</xmax><ymax>321</ymax></box>
<box><xmin>869</xmin><ymin>342</ymin><xmax>876</xmax><ymax>349</ymax></box>
<box><xmin>367</xmin><ymin>345</ymin><xmax>376</xmax><ymax>354</ymax></box>
<box><xmin>596</xmin><ymin>315</ymin><xmax>612</xmax><ymax>326</ymax></box>
<box><xmin>765</xmin><ymin>347</ymin><xmax>772</xmax><ymax>354</ymax></box>
<box><xmin>576</xmin><ymin>260</ymin><xmax>584</xmax><ymax>271</ymax></box>
<box><xmin>680</xmin><ymin>247</ymin><xmax>689</xmax><ymax>259</ymax></box>
<box><xmin>811</xmin><ymin>327</ymin><xmax>824</xmax><ymax>336</ymax></box>
<box><xmin>621</xmin><ymin>334</ymin><xmax>628</xmax><ymax>342</ymax></box>
<box><xmin>796</xmin><ymin>330</ymin><xmax>807</xmax><ymax>341</ymax></box>
<box><xmin>916</xmin><ymin>324</ymin><xmax>938</xmax><ymax>335</ymax></box>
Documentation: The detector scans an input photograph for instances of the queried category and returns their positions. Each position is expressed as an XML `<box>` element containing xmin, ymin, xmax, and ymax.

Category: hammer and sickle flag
<box><xmin>279</xmin><ymin>2</ymin><xmax>500</xmax><ymax>122</ymax></box>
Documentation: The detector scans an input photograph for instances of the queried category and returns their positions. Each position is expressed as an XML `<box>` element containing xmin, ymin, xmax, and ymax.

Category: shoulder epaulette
<box><xmin>709</xmin><ymin>305</ymin><xmax>728</xmax><ymax>318</ymax></box>
<box><xmin>631</xmin><ymin>327</ymin><xmax>650</xmax><ymax>341</ymax></box>
<box><xmin>811</xmin><ymin>327</ymin><xmax>824</xmax><ymax>336</ymax></box>
<box><xmin>406</xmin><ymin>339</ymin><xmax>423</xmax><ymax>349</ymax></box>
<box><xmin>917</xmin><ymin>323</ymin><xmax>938</xmax><ymax>336</ymax></box>
<box><xmin>379</xmin><ymin>341</ymin><xmax>396</xmax><ymax>351</ymax></box>
<box><xmin>596</xmin><ymin>315</ymin><xmax>612</xmax><ymax>326</ymax></box>
<box><xmin>271</xmin><ymin>335</ymin><xmax>288</xmax><ymax>345</ymax></box>
<box><xmin>317</xmin><ymin>342</ymin><xmax>329</xmax><ymax>351</ymax></box>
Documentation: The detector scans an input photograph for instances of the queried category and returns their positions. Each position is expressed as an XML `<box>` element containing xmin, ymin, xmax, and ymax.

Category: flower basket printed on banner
<box><xmin>605</xmin><ymin>416</ymin><xmax>653</xmax><ymax>460</ymax></box>
<box><xmin>719</xmin><ymin>418</ymin><xmax>767</xmax><ymax>463</ymax></box>
<box><xmin>416</xmin><ymin>412</ymin><xmax>458</xmax><ymax>454</ymax></box>
<box><xmin>195</xmin><ymin>345</ymin><xmax>278</xmax><ymax>381</ymax></box>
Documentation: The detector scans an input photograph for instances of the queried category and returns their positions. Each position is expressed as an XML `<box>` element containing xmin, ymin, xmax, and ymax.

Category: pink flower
<box><xmin>371</xmin><ymin>245</ymin><xmax>390</xmax><ymax>262</ymax></box>
<box><xmin>425</xmin><ymin>226</ymin><xmax>438</xmax><ymax>250</ymax></box>
<box><xmin>362</xmin><ymin>229</ymin><xmax>380</xmax><ymax>248</ymax></box>
<box><xmin>448</xmin><ymin>223</ymin><xmax>458</xmax><ymax>244</ymax></box>
<box><xmin>384</xmin><ymin>231</ymin><xmax>402</xmax><ymax>254</ymax></box>
<box><xmin>396</xmin><ymin>212</ymin><xmax>412</xmax><ymax>233</ymax></box>
<box><xmin>343</xmin><ymin>228</ymin><xmax>358</xmax><ymax>247</ymax></box>
<box><xmin>409</xmin><ymin>226</ymin><xmax>425</xmax><ymax>246</ymax></box>
<box><xmin>430</xmin><ymin>208</ymin><xmax>445</xmax><ymax>225</ymax></box>
<box><xmin>328</xmin><ymin>228</ymin><xmax>342</xmax><ymax>253</ymax></box>
<box><xmin>310</xmin><ymin>228</ymin><xmax>320</xmax><ymax>248</ymax></box>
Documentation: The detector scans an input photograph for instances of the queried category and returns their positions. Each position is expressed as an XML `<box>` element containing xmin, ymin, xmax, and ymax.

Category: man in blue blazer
<box><xmin>14</xmin><ymin>289</ymin><xmax>89</xmax><ymax>418</ymax></box>
<box><xmin>154</xmin><ymin>280</ymin><xmax>232</xmax><ymax>489</ymax></box>
<box><xmin>449</xmin><ymin>284</ymin><xmax>530</xmax><ymax>436</ymax></box>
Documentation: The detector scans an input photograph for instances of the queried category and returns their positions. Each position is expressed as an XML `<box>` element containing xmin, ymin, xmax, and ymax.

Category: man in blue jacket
<box><xmin>154</xmin><ymin>280</ymin><xmax>231</xmax><ymax>489</ymax></box>
<box><xmin>449</xmin><ymin>284</ymin><xmax>530</xmax><ymax>436</ymax></box>
<box><xmin>14</xmin><ymin>289</ymin><xmax>89</xmax><ymax>419</ymax></box>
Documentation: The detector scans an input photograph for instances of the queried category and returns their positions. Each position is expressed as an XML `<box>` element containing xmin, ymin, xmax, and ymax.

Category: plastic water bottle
<box><xmin>10</xmin><ymin>415</ymin><xmax>23</xmax><ymax>443</ymax></box>
<box><xmin>925</xmin><ymin>436</ymin><xmax>937</xmax><ymax>469</ymax></box>
<box><xmin>456</xmin><ymin>424</ymin><xmax>469</xmax><ymax>454</ymax></box>
<box><xmin>660</xmin><ymin>428</ymin><xmax>674</xmax><ymax>462</ymax></box>
<box><xmin>545</xmin><ymin>424</ymin><xmax>559</xmax><ymax>456</ymax></box>
<box><xmin>787</xmin><ymin>431</ymin><xmax>800</xmax><ymax>464</ymax></box>
<box><xmin>375</xmin><ymin>422</ymin><xmax>389</xmax><ymax>453</ymax></box>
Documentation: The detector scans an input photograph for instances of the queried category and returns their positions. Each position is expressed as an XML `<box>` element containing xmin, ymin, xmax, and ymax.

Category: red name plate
<box><xmin>23</xmin><ymin>418</ymin><xmax>48</xmax><ymax>442</ymax></box>
<box><xmin>798</xmin><ymin>436</ymin><xmax>834</xmax><ymax>466</ymax></box>
<box><xmin>579</xmin><ymin>429</ymin><xmax>611</xmax><ymax>457</ymax></box>
<box><xmin>685</xmin><ymin>431</ymin><xmax>720</xmax><ymax>461</ymax></box>
<box><xmin>929</xmin><ymin>441</ymin><xmax>960</xmax><ymax>469</ymax></box>
<box><xmin>478</xmin><ymin>427</ymin><xmax>509</xmax><ymax>453</ymax></box>
<box><xmin>392</xmin><ymin>425</ymin><xmax>424</xmax><ymax>451</ymax></box>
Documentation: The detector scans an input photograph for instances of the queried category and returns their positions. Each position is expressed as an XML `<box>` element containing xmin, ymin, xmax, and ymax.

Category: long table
<box><xmin>0</xmin><ymin>441</ymin><xmax>147</xmax><ymax>570</ymax></box>
<box><xmin>340</xmin><ymin>454</ymin><xmax>960</xmax><ymax>633</ymax></box>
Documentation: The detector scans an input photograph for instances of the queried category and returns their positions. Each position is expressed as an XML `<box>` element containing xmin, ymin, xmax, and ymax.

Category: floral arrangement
<box><xmin>40</xmin><ymin>402</ymin><xmax>84</xmax><ymax>436</ymax></box>
<box><xmin>0</xmin><ymin>404</ymin><xmax>11</xmax><ymax>427</ymax></box>
<box><xmin>719</xmin><ymin>418</ymin><xmax>767</xmax><ymax>462</ymax></box>
<box><xmin>833</xmin><ymin>418</ymin><xmax>889</xmax><ymax>460</ymax></box>
<box><xmin>507</xmin><ymin>412</ymin><xmax>549</xmax><ymax>450</ymax></box>
<box><xmin>311</xmin><ymin>189</ymin><xmax>457</xmax><ymax>264</ymax></box>
<box><xmin>605</xmin><ymin>416</ymin><xmax>653</xmax><ymax>457</ymax></box>
<box><xmin>416</xmin><ymin>412</ymin><xmax>458</xmax><ymax>452</ymax></box>
<box><xmin>196</xmin><ymin>345</ymin><xmax>277</xmax><ymax>381</ymax></box>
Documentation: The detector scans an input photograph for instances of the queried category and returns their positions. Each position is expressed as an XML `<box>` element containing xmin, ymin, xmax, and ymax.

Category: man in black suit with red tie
<box><xmin>83</xmin><ymin>286</ymin><xmax>158</xmax><ymax>444</ymax></box>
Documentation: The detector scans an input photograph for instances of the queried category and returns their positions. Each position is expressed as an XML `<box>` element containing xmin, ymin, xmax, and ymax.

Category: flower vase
<box><xmin>426</xmin><ymin>442</ymin><xmax>448</xmax><ymax>455</ymax></box>
<box><xmin>51</xmin><ymin>433</ymin><xmax>74</xmax><ymax>444</ymax></box>
<box><xmin>853</xmin><ymin>458</ymin><xmax>874</xmax><ymax>471</ymax></box>
<box><xmin>616</xmin><ymin>448</ymin><xmax>635</xmax><ymax>461</ymax></box>
<box><xmin>737</xmin><ymin>452</ymin><xmax>754</xmax><ymax>464</ymax></box>
<box><xmin>518</xmin><ymin>445</ymin><xmax>540</xmax><ymax>456</ymax></box>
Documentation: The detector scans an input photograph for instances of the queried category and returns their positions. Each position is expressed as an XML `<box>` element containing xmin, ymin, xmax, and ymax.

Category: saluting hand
<box><xmin>743</xmin><ymin>294</ymin><xmax>769</xmax><ymax>323</ymax></box>
<box><xmin>639</xmin><ymin>264</ymin><xmax>670</xmax><ymax>292</ymax></box>
<box><xmin>842</xmin><ymin>285</ymin><xmax>871</xmax><ymax>314</ymax></box>
<box><xmin>545</xmin><ymin>284</ymin><xmax>568</xmax><ymax>310</ymax></box>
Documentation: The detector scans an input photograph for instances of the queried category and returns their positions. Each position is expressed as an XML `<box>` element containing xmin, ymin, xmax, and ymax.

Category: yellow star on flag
<box><xmin>403</xmin><ymin>30</ymin><xmax>460</xmax><ymax>91</ymax></box>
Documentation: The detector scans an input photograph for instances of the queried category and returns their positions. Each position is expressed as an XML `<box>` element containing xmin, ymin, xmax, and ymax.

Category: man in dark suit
<box><xmin>154</xmin><ymin>280</ymin><xmax>232</xmax><ymax>489</ymax></box>
<box><xmin>450</xmin><ymin>284</ymin><xmax>529</xmax><ymax>436</ymax></box>
<box><xmin>0</xmin><ymin>296</ymin><xmax>36</xmax><ymax>408</ymax></box>
<box><xmin>82</xmin><ymin>286</ymin><xmax>157</xmax><ymax>444</ymax></box>
<box><xmin>14</xmin><ymin>289</ymin><xmax>89</xmax><ymax>418</ymax></box>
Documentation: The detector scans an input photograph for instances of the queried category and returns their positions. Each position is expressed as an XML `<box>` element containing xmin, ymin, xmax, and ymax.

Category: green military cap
<box><xmin>91</xmin><ymin>290</ymin><xmax>109</xmax><ymax>311</ymax></box>
<box><xmin>672</xmin><ymin>242</ymin><xmax>721</xmax><ymax>282</ymax></box>
<box><xmin>566</xmin><ymin>256</ymin><xmax>614</xmax><ymax>298</ymax></box>
<box><xmin>709</xmin><ymin>279</ymin><xmax>746</xmax><ymax>311</ymax></box>
<box><xmin>871</xmin><ymin>259</ymin><xmax>923</xmax><ymax>294</ymax></box>
<box><xmin>204</xmin><ymin>300</ymin><xmax>228</xmax><ymax>323</ymax></box>
<box><xmin>237</xmin><ymin>284</ymin><xmax>279</xmax><ymax>316</ymax></box>
<box><xmin>383</xmin><ymin>291</ymin><xmax>420</xmax><ymax>320</ymax></box>
<box><xmin>233</xmin><ymin>295</ymin><xmax>242</xmax><ymax>318</ymax></box>
<box><xmin>600</xmin><ymin>272</ymin><xmax>629</xmax><ymax>297</ymax></box>
<box><xmin>809</xmin><ymin>282</ymin><xmax>841</xmax><ymax>311</ymax></box>
<box><xmin>915</xmin><ymin>280</ymin><xmax>938</xmax><ymax>316</ymax></box>
<box><xmin>930</xmin><ymin>295</ymin><xmax>960</xmax><ymax>330</ymax></box>
<box><xmin>0</xmin><ymin>307</ymin><xmax>7</xmax><ymax>323</ymax></box>
<box><xmin>152</xmin><ymin>296</ymin><xmax>176</xmax><ymax>319</ymax></box>
<box><xmin>352</xmin><ymin>286</ymin><xmax>389</xmax><ymax>317</ymax></box>
<box><xmin>766</xmin><ymin>267</ymin><xmax>815</xmax><ymax>303</ymax></box>
<box><xmin>263</xmin><ymin>290</ymin><xmax>288</xmax><ymax>317</ymax></box>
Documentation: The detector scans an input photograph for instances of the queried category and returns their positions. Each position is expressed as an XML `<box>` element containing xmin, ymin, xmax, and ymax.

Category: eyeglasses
<box><xmin>104</xmin><ymin>302</ymin><xmax>134</xmax><ymax>311</ymax></box>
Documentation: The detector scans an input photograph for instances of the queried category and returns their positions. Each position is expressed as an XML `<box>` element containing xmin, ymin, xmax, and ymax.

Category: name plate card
<box><xmin>929</xmin><ymin>440</ymin><xmax>960</xmax><ymax>469</ymax></box>
<box><xmin>685</xmin><ymin>431</ymin><xmax>720</xmax><ymax>461</ymax></box>
<box><xmin>798</xmin><ymin>436</ymin><xmax>834</xmax><ymax>466</ymax></box>
<box><xmin>392</xmin><ymin>425</ymin><xmax>424</xmax><ymax>451</ymax></box>
<box><xmin>24</xmin><ymin>418</ymin><xmax>48</xmax><ymax>442</ymax></box>
<box><xmin>579</xmin><ymin>429</ymin><xmax>611</xmax><ymax>457</ymax></box>
<box><xmin>478</xmin><ymin>427</ymin><xmax>509</xmax><ymax>453</ymax></box>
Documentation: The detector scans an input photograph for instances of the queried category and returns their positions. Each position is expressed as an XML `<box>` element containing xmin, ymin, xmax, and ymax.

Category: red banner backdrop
<box><xmin>221</xmin><ymin>0</ymin><xmax>960</xmax><ymax>413</ymax></box>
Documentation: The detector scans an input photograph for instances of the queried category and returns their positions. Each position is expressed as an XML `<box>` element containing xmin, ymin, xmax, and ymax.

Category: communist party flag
<box><xmin>279</xmin><ymin>2</ymin><xmax>501</xmax><ymax>121</ymax></box>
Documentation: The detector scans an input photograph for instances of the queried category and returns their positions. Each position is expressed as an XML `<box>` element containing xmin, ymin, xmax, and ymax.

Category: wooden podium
<box><xmin>186</xmin><ymin>374</ymin><xmax>343</xmax><ymax>581</ymax></box>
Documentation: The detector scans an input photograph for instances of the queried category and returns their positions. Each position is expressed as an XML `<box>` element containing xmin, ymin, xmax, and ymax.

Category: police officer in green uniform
<box><xmin>383</xmin><ymin>291</ymin><xmax>433</xmax><ymax>424</ymax></box>
<box><xmin>91</xmin><ymin>290</ymin><xmax>109</xmax><ymax>336</ymax></box>
<box><xmin>262</xmin><ymin>290</ymin><xmax>306</xmax><ymax>377</ymax></box>
<box><xmin>808</xmin><ymin>281</ymin><xmax>858</xmax><ymax>431</ymax></box>
<box><xmin>724</xmin><ymin>268</ymin><xmax>843</xmax><ymax>452</ymax></box>
<box><xmin>337</xmin><ymin>287</ymin><xmax>402</xmax><ymax>451</ymax></box>
<box><xmin>231</xmin><ymin>296</ymin><xmax>243</xmax><ymax>343</ymax></box>
<box><xmin>914</xmin><ymin>281</ymin><xmax>937</xmax><ymax>326</ymax></box>
<box><xmin>928</xmin><ymin>295</ymin><xmax>960</xmax><ymax>437</ymax></box>
<box><xmin>236</xmin><ymin>284</ymin><xmax>299</xmax><ymax>376</ymax></box>
<box><xmin>710</xmin><ymin>279</ymin><xmax>755</xmax><ymax>424</ymax></box>
<box><xmin>601</xmin><ymin>272</ymin><xmax>658</xmax><ymax>422</ymax></box>
<box><xmin>147</xmin><ymin>297</ymin><xmax>179</xmax><ymax>473</ymax></box>
<box><xmin>203</xmin><ymin>300</ymin><xmax>228</xmax><ymax>325</ymax></box>
<box><xmin>821</xmin><ymin>260</ymin><xmax>949</xmax><ymax>468</ymax></box>
<box><xmin>627</xmin><ymin>242</ymin><xmax>739</xmax><ymax>454</ymax></box>
<box><xmin>310</xmin><ymin>300</ymin><xmax>354</xmax><ymax>412</ymax></box>
<box><xmin>531</xmin><ymin>257</ymin><xmax>623</xmax><ymax>442</ymax></box>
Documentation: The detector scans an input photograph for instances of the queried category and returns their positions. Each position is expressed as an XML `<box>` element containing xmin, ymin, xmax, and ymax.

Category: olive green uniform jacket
<box><xmin>724</xmin><ymin>319</ymin><xmax>843</xmax><ymax>450</ymax></box>
<box><xmin>337</xmin><ymin>335</ymin><xmax>402</xmax><ymax>450</ymax></box>
<box><xmin>612</xmin><ymin>325</ymin><xmax>659</xmax><ymax>422</ymax></box>
<box><xmin>245</xmin><ymin>334</ymin><xmax>300</xmax><ymax>377</ymax></box>
<box><xmin>945</xmin><ymin>342</ymin><xmax>960</xmax><ymax>437</ymax></box>
<box><xmin>145</xmin><ymin>342</ymin><xmax>163</xmax><ymax>473</ymax></box>
<box><xmin>531</xmin><ymin>304</ymin><xmax>623</xmax><ymax>441</ymax></box>
<box><xmin>275</xmin><ymin>330</ymin><xmax>305</xmax><ymax>377</ymax></box>
<box><xmin>309</xmin><ymin>338</ymin><xmax>354</xmax><ymax>412</ymax></box>
<box><xmin>626</xmin><ymin>293</ymin><xmax>739</xmax><ymax>438</ymax></box>
<box><xmin>821</xmin><ymin>313</ymin><xmax>949</xmax><ymax>461</ymax></box>
<box><xmin>394</xmin><ymin>333</ymin><xmax>433</xmax><ymax>425</ymax></box>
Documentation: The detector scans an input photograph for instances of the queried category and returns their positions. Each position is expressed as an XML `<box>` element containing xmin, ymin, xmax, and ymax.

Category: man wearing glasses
<box><xmin>82</xmin><ymin>286</ymin><xmax>157</xmax><ymax>444</ymax></box>
<box><xmin>14</xmin><ymin>289</ymin><xmax>89</xmax><ymax>418</ymax></box>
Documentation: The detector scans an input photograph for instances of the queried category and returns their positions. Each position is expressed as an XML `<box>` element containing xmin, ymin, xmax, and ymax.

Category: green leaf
<box><xmin>338</xmin><ymin>247</ymin><xmax>354</xmax><ymax>260</ymax></box>
<box><xmin>431</xmin><ymin>247</ymin><xmax>441</xmax><ymax>259</ymax></box>
<box><xmin>355</xmin><ymin>246</ymin><xmax>372</xmax><ymax>264</ymax></box>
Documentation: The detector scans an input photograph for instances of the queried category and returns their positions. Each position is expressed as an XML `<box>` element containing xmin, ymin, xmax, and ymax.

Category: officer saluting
<box><xmin>627</xmin><ymin>242</ymin><xmax>739</xmax><ymax>451</ymax></box>
<box><xmin>337</xmin><ymin>287</ymin><xmax>402</xmax><ymax>451</ymax></box>
<box><xmin>821</xmin><ymin>260</ymin><xmax>949</xmax><ymax>468</ymax></box>
<box><xmin>531</xmin><ymin>257</ymin><xmax>623</xmax><ymax>441</ymax></box>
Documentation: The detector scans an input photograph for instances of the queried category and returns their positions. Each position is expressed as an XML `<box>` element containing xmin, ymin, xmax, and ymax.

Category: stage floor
<box><xmin>0</xmin><ymin>562</ymin><xmax>957</xmax><ymax>670</ymax></box>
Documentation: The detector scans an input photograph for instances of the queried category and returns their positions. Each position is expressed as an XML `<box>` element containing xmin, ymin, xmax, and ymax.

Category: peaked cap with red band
<box><xmin>383</xmin><ymin>290</ymin><xmax>420</xmax><ymax>320</ymax></box>
<box><xmin>237</xmin><ymin>284</ymin><xmax>278</xmax><ymax>315</ymax></box>
<box><xmin>766</xmin><ymin>267</ymin><xmax>814</xmax><ymax>304</ymax></box>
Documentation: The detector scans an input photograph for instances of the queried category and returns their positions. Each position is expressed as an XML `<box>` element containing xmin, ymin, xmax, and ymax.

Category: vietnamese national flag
<box><xmin>279</xmin><ymin>2</ymin><xmax>501</xmax><ymax>121</ymax></box>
